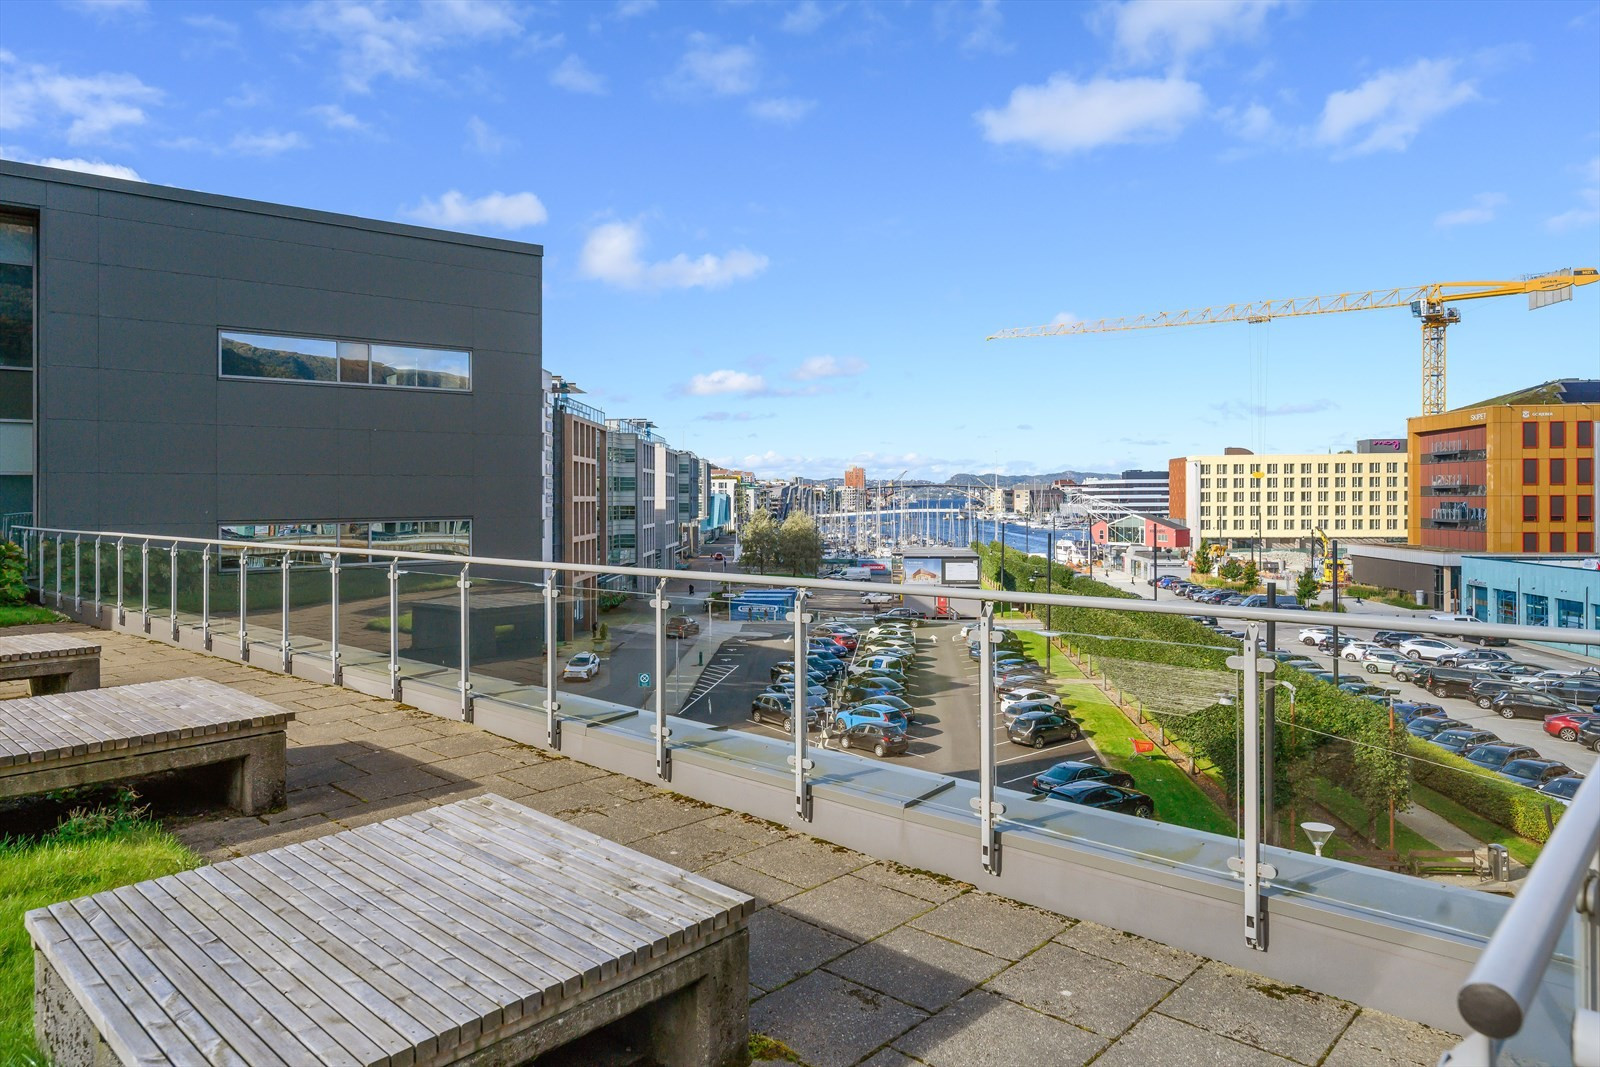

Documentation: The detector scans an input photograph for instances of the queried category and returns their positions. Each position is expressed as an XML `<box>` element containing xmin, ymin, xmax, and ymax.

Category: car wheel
<box><xmin>1407</xmin><ymin>651</ymin><xmax>1421</xmax><ymax>660</ymax></box>
<box><xmin>1499</xmin><ymin>708</ymin><xmax>1515</xmax><ymax>719</ymax></box>
<box><xmin>1432</xmin><ymin>685</ymin><xmax>1448</xmax><ymax>698</ymax></box>
<box><xmin>1365</xmin><ymin>664</ymin><xmax>1377</xmax><ymax>674</ymax></box>
<box><xmin>1590</xmin><ymin>737</ymin><xmax>1600</xmax><ymax>753</ymax></box>
<box><xmin>839</xmin><ymin>734</ymin><xmax>851</xmax><ymax>750</ymax></box>
<box><xmin>782</xmin><ymin>716</ymin><xmax>793</xmax><ymax>733</ymax></box>
<box><xmin>1032</xmin><ymin>736</ymin><xmax>1046</xmax><ymax>749</ymax></box>
<box><xmin>873</xmin><ymin>743</ymin><xmax>886</xmax><ymax>757</ymax></box>
<box><xmin>1067</xmin><ymin>726</ymin><xmax>1081</xmax><ymax>741</ymax></box>
<box><xmin>1477</xmin><ymin>697</ymin><xmax>1494</xmax><ymax>710</ymax></box>
<box><xmin>1560</xmin><ymin>727</ymin><xmax>1578</xmax><ymax>742</ymax></box>
<box><xmin>1134</xmin><ymin>804</ymin><xmax>1154</xmax><ymax>819</ymax></box>
<box><xmin>750</xmin><ymin>710</ymin><xmax>759</xmax><ymax>723</ymax></box>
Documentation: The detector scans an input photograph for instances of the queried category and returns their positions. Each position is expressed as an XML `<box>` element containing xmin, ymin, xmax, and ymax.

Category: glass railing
<box><xmin>17</xmin><ymin>524</ymin><xmax>1600</xmax><ymax>1059</ymax></box>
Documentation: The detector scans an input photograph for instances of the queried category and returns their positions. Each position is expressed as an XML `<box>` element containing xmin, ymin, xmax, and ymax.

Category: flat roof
<box><xmin>1466</xmin><ymin>554</ymin><xmax>1600</xmax><ymax>571</ymax></box>
<box><xmin>0</xmin><ymin>159</ymin><xmax>542</xmax><ymax>258</ymax></box>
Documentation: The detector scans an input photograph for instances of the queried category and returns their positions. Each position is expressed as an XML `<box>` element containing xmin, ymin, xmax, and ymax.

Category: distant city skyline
<box><xmin>2</xmin><ymin>0</ymin><xmax>1595</xmax><ymax>481</ymax></box>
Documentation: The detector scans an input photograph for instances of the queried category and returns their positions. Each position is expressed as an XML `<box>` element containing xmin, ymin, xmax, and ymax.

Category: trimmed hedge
<box><xmin>1408</xmin><ymin>741</ymin><xmax>1558</xmax><ymax>844</ymax></box>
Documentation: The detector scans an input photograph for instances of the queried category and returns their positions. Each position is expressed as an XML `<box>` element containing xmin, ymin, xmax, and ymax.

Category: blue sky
<box><xmin>3</xmin><ymin>0</ymin><xmax>1598</xmax><ymax>482</ymax></box>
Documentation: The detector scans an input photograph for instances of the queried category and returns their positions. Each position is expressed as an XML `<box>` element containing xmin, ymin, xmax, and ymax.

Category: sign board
<box><xmin>944</xmin><ymin>560</ymin><xmax>980</xmax><ymax>583</ymax></box>
<box><xmin>637</xmin><ymin>672</ymin><xmax>651</xmax><ymax>688</ymax></box>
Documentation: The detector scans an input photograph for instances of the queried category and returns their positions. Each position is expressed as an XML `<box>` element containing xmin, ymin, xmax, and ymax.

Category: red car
<box><xmin>1545</xmin><ymin>710</ymin><xmax>1600</xmax><ymax>743</ymax></box>
<box><xmin>830</xmin><ymin>633</ymin><xmax>858</xmax><ymax>652</ymax></box>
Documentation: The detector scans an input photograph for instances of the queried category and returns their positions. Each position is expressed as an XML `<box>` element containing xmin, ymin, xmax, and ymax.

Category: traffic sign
<box><xmin>637</xmin><ymin>672</ymin><xmax>650</xmax><ymax>688</ymax></box>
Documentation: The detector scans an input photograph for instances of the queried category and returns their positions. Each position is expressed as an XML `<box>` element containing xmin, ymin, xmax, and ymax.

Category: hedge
<box><xmin>1408</xmin><ymin>740</ymin><xmax>1559</xmax><ymax>844</ymax></box>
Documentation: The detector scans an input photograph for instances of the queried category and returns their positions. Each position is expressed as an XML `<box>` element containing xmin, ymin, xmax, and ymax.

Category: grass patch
<box><xmin>0</xmin><ymin>796</ymin><xmax>201</xmax><ymax>1063</ymax></box>
<box><xmin>1014</xmin><ymin>633</ymin><xmax>1236</xmax><ymax>837</ymax></box>
<box><xmin>365</xmin><ymin>611</ymin><xmax>413</xmax><ymax>634</ymax></box>
<box><xmin>1310</xmin><ymin>779</ymin><xmax>1436</xmax><ymax>854</ymax></box>
<box><xmin>1413</xmin><ymin>783</ymin><xmax>1542</xmax><ymax>867</ymax></box>
<box><xmin>0</xmin><ymin>605</ymin><xmax>59</xmax><ymax>628</ymax></box>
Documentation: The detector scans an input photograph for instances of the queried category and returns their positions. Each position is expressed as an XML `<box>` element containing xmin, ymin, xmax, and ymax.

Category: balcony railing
<box><xmin>16</xmin><ymin>524</ymin><xmax>1600</xmax><ymax>1063</ymax></box>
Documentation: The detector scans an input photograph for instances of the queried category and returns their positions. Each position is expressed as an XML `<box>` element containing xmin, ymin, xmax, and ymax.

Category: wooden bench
<box><xmin>1408</xmin><ymin>848</ymin><xmax>1484</xmax><ymax>877</ymax></box>
<box><xmin>0</xmin><ymin>677</ymin><xmax>293</xmax><ymax>816</ymax></box>
<box><xmin>0</xmin><ymin>633</ymin><xmax>101</xmax><ymax>695</ymax></box>
<box><xmin>28</xmin><ymin>794</ymin><xmax>755</xmax><ymax>1067</ymax></box>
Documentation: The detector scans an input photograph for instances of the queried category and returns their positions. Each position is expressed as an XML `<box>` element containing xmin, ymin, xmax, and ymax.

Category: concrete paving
<box><xmin>14</xmin><ymin>623</ymin><xmax>1462</xmax><ymax>1067</ymax></box>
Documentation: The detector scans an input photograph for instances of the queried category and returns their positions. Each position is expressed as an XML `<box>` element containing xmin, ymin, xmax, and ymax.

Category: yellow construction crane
<box><xmin>988</xmin><ymin>268</ymin><xmax>1598</xmax><ymax>415</ymax></box>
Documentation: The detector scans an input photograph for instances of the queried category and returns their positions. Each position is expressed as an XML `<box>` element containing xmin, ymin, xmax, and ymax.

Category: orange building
<box><xmin>1408</xmin><ymin>379</ymin><xmax>1598</xmax><ymax>554</ymax></box>
<box><xmin>844</xmin><ymin>465</ymin><xmax>866</xmax><ymax>489</ymax></box>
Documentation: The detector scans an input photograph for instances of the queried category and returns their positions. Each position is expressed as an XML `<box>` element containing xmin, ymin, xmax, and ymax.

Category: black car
<box><xmin>1463</xmin><ymin>743</ymin><xmax>1540</xmax><ymax>772</ymax></box>
<box><xmin>1580</xmin><ymin>721</ymin><xmax>1600</xmax><ymax>752</ymax></box>
<box><xmin>1391</xmin><ymin>701</ymin><xmax>1449</xmax><ymax>725</ymax></box>
<box><xmin>1540</xmin><ymin>775</ymin><xmax>1585</xmax><ymax>805</ymax></box>
<box><xmin>876</xmin><ymin>608</ymin><xmax>926</xmax><ymax>621</ymax></box>
<box><xmin>836</xmin><ymin>722</ymin><xmax>908</xmax><ymax>757</ymax></box>
<box><xmin>1414</xmin><ymin>666</ymin><xmax>1482</xmax><ymax>700</ymax></box>
<box><xmin>1491</xmin><ymin>690</ymin><xmax>1585</xmax><ymax>721</ymax></box>
<box><xmin>1006</xmin><ymin>711</ymin><xmax>1082</xmax><ymax>748</ymax></box>
<box><xmin>1532</xmin><ymin>677</ymin><xmax>1600</xmax><ymax>707</ymax></box>
<box><xmin>1030</xmin><ymin>760</ymin><xmax>1135</xmax><ymax>793</ymax></box>
<box><xmin>1043</xmin><ymin>781</ymin><xmax>1155</xmax><ymax>818</ymax></box>
<box><xmin>1429</xmin><ymin>728</ymin><xmax>1500</xmax><ymax>754</ymax></box>
<box><xmin>750</xmin><ymin>693</ymin><xmax>819</xmax><ymax>732</ymax></box>
<box><xmin>1408</xmin><ymin>716</ymin><xmax>1469</xmax><ymax>739</ymax></box>
<box><xmin>1374</xmin><ymin>630</ymin><xmax>1421</xmax><ymax>648</ymax></box>
<box><xmin>1499</xmin><ymin>758</ymin><xmax>1575</xmax><ymax>788</ymax></box>
<box><xmin>1468</xmin><ymin>678</ymin><xmax>1534</xmax><ymax>710</ymax></box>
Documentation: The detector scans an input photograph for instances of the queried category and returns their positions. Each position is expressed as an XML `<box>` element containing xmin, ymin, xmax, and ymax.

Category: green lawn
<box><xmin>0</xmin><ymin>605</ymin><xmax>58</xmax><ymax>628</ymax></box>
<box><xmin>1310</xmin><ymin>779</ymin><xmax>1437</xmax><ymax>855</ymax></box>
<box><xmin>1014</xmin><ymin>633</ymin><xmax>1236</xmax><ymax>837</ymax></box>
<box><xmin>1412</xmin><ymin>783</ymin><xmax>1542</xmax><ymax>867</ymax></box>
<box><xmin>0</xmin><ymin>806</ymin><xmax>201</xmax><ymax>1064</ymax></box>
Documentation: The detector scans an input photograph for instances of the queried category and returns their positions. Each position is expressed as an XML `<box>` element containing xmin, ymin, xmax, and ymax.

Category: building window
<box><xmin>1551</xmin><ymin>531</ymin><xmax>1567</xmax><ymax>552</ymax></box>
<box><xmin>1580</xmin><ymin>532</ymin><xmax>1594</xmax><ymax>552</ymax></box>
<box><xmin>1522</xmin><ymin>532</ymin><xmax>1538</xmax><ymax>551</ymax></box>
<box><xmin>1552</xmin><ymin>495</ymin><xmax>1566</xmax><ymax>521</ymax></box>
<box><xmin>1387</xmin><ymin>519</ymin><xmax>1399</xmax><ymax>529</ymax></box>
<box><xmin>1551</xmin><ymin>421</ymin><xmax>1567</xmax><ymax>448</ymax></box>
<box><xmin>1524</xmin><ymin>594</ymin><xmax>1549</xmax><ymax>627</ymax></box>
<box><xmin>1580</xmin><ymin>496</ymin><xmax>1594</xmax><ymax>522</ymax></box>
<box><xmin>1523</xmin><ymin>421</ymin><xmax>1539</xmax><ymax>447</ymax></box>
<box><xmin>1580</xmin><ymin>457</ymin><xmax>1593</xmax><ymax>485</ymax></box>
<box><xmin>1579</xmin><ymin>422</ymin><xmax>1593</xmax><ymax>448</ymax></box>
<box><xmin>1523</xmin><ymin>458</ymin><xmax>1539</xmax><ymax>485</ymax></box>
<box><xmin>1523</xmin><ymin>495</ymin><xmax>1539</xmax><ymax>521</ymax></box>
<box><xmin>1558</xmin><ymin>599</ymin><xmax>1585</xmax><ymax>628</ymax></box>
<box><xmin>1551</xmin><ymin>458</ymin><xmax>1567</xmax><ymax>485</ymax></box>
<box><xmin>1335</xmin><ymin>462</ymin><xmax>1347</xmax><ymax>473</ymax></box>
<box><xmin>1267</xmin><ymin>463</ymin><xmax>1278</xmax><ymax>474</ymax></box>
<box><xmin>219</xmin><ymin>331</ymin><xmax>471</xmax><ymax>391</ymax></box>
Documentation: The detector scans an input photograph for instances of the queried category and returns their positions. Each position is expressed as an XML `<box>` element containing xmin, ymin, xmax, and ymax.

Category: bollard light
<box><xmin>1301</xmin><ymin>821</ymin><xmax>1336</xmax><ymax>857</ymax></box>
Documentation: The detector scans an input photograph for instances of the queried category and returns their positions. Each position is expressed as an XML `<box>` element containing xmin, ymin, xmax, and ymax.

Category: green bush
<box><xmin>0</xmin><ymin>542</ymin><xmax>26</xmax><ymax>606</ymax></box>
<box><xmin>1409</xmin><ymin>742</ymin><xmax>1559</xmax><ymax>843</ymax></box>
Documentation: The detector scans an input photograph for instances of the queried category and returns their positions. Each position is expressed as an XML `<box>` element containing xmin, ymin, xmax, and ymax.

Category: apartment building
<box><xmin>1408</xmin><ymin>379</ymin><xmax>1598</xmax><ymax>554</ymax></box>
<box><xmin>549</xmin><ymin>377</ymin><xmax>605</xmax><ymax>635</ymax></box>
<box><xmin>1171</xmin><ymin>446</ymin><xmax>1409</xmax><ymax>547</ymax></box>
<box><xmin>1071</xmin><ymin>470</ymin><xmax>1170</xmax><ymax>516</ymax></box>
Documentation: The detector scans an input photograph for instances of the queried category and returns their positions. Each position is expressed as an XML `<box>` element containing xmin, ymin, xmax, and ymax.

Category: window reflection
<box><xmin>219</xmin><ymin>331</ymin><xmax>470</xmax><ymax>391</ymax></box>
<box><xmin>219</xmin><ymin>519</ymin><xmax>471</xmax><ymax>564</ymax></box>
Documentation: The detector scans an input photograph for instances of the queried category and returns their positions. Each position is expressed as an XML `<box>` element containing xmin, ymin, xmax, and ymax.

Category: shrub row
<box><xmin>1408</xmin><ymin>740</ymin><xmax>1558</xmax><ymax>844</ymax></box>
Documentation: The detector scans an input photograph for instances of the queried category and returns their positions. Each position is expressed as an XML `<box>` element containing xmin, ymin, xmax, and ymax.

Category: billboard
<box><xmin>903</xmin><ymin>558</ymin><xmax>941</xmax><ymax>584</ymax></box>
<box><xmin>944</xmin><ymin>560</ymin><xmax>979</xmax><ymax>583</ymax></box>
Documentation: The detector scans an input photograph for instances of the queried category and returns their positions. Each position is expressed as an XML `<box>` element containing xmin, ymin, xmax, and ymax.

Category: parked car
<box><xmin>664</xmin><ymin>615</ymin><xmax>700</xmax><ymax>638</ymax></box>
<box><xmin>861</xmin><ymin>592</ymin><xmax>896</xmax><ymax>606</ymax></box>
<box><xmin>1413</xmin><ymin>666</ymin><xmax>1483</xmax><ymax>700</ymax></box>
<box><xmin>1499</xmin><ymin>758</ymin><xmax>1576</xmax><ymax>789</ymax></box>
<box><xmin>1029</xmin><ymin>760</ymin><xmax>1135</xmax><ymax>793</ymax></box>
<box><xmin>1399</xmin><ymin>638</ymin><xmax>1465</xmax><ymax>662</ymax></box>
<box><xmin>1531</xmin><ymin>677</ymin><xmax>1600</xmax><ymax>707</ymax></box>
<box><xmin>1544</xmin><ymin>711</ymin><xmax>1600</xmax><ymax>743</ymax></box>
<box><xmin>561</xmin><ymin>651</ymin><xmax>600</xmax><ymax>681</ymax></box>
<box><xmin>1001</xmin><ymin>687</ymin><xmax>1061</xmax><ymax>712</ymax></box>
<box><xmin>1339</xmin><ymin>641</ymin><xmax>1383</xmax><ymax>661</ymax></box>
<box><xmin>1390</xmin><ymin>702</ymin><xmax>1448</xmax><ymax>725</ymax></box>
<box><xmin>1373</xmin><ymin>631</ymin><xmax>1421</xmax><ymax>648</ymax></box>
<box><xmin>1003</xmin><ymin>699</ymin><xmax>1061</xmax><ymax>725</ymax></box>
<box><xmin>1463</xmin><ymin>743</ymin><xmax>1540</xmax><ymax>773</ymax></box>
<box><xmin>843</xmin><ymin>680</ymin><xmax>905</xmax><ymax>704</ymax></box>
<box><xmin>1006</xmin><ymin>710</ymin><xmax>1082</xmax><ymax>748</ymax></box>
<box><xmin>876</xmin><ymin>608</ymin><xmax>926</xmax><ymax>621</ymax></box>
<box><xmin>1337</xmin><ymin>681</ymin><xmax>1394</xmax><ymax>700</ymax></box>
<box><xmin>1467</xmin><ymin>678</ymin><xmax>1534</xmax><ymax>709</ymax></box>
<box><xmin>1539</xmin><ymin>775</ymin><xmax>1585</xmax><ymax>806</ymax></box>
<box><xmin>1429</xmin><ymin>728</ymin><xmax>1500</xmax><ymax>755</ymax></box>
<box><xmin>1435</xmin><ymin>648</ymin><xmax>1512</xmax><ymax>668</ymax></box>
<box><xmin>1581</xmin><ymin>721</ymin><xmax>1600</xmax><ymax>752</ymax></box>
<box><xmin>848</xmin><ymin>694</ymin><xmax>916</xmax><ymax>723</ymax></box>
<box><xmin>1490</xmin><ymin>689</ymin><xmax>1587</xmax><ymax>721</ymax></box>
<box><xmin>1282</xmin><ymin>658</ymin><xmax>1320</xmax><ymax>672</ymax></box>
<box><xmin>832</xmin><ymin>705</ymin><xmax>908</xmax><ymax>734</ymax></box>
<box><xmin>1408</xmin><ymin>716</ymin><xmax>1469</xmax><ymax>739</ymax></box>
<box><xmin>749</xmin><ymin>693</ymin><xmax>819</xmax><ymax>732</ymax></box>
<box><xmin>1462</xmin><ymin>661</ymin><xmax>1543</xmax><ymax>677</ymax></box>
<box><xmin>1298</xmin><ymin>627</ymin><xmax>1333</xmax><ymax>645</ymax></box>
<box><xmin>1042</xmin><ymin>781</ymin><xmax>1155</xmax><ymax>818</ymax></box>
<box><xmin>836</xmin><ymin>722</ymin><xmax>908</xmax><ymax>757</ymax></box>
<box><xmin>1362</xmin><ymin>649</ymin><xmax>1409</xmax><ymax>674</ymax></box>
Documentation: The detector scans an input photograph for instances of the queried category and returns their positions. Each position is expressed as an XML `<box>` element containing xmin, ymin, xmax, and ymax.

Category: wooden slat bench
<box><xmin>1408</xmin><ymin>848</ymin><xmax>1485</xmax><ymax>877</ymax></box>
<box><xmin>0</xmin><ymin>677</ymin><xmax>293</xmax><ymax>816</ymax></box>
<box><xmin>28</xmin><ymin>794</ymin><xmax>755</xmax><ymax>1067</ymax></box>
<box><xmin>0</xmin><ymin>633</ymin><xmax>101</xmax><ymax>695</ymax></box>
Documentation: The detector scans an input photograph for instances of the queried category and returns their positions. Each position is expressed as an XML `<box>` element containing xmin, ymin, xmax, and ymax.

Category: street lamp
<box><xmin>1251</xmin><ymin>470</ymin><xmax>1264</xmax><ymax>575</ymax></box>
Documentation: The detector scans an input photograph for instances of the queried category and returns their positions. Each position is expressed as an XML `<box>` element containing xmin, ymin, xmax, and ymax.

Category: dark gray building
<box><xmin>0</xmin><ymin>161</ymin><xmax>542</xmax><ymax>558</ymax></box>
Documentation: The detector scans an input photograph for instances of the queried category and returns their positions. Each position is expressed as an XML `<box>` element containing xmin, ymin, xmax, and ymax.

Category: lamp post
<box><xmin>1251</xmin><ymin>470</ymin><xmax>1264</xmax><ymax>575</ymax></box>
<box><xmin>1045</xmin><ymin>517</ymin><xmax>1055</xmax><ymax>673</ymax></box>
<box><xmin>1301</xmin><ymin>821</ymin><xmax>1336</xmax><ymax>857</ymax></box>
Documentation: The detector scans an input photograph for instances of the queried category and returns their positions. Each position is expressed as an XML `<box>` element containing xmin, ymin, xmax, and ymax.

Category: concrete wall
<box><xmin>0</xmin><ymin>161</ymin><xmax>543</xmax><ymax>561</ymax></box>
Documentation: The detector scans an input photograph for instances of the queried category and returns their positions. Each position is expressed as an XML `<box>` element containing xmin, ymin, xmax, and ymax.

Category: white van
<box><xmin>1427</xmin><ymin>613</ymin><xmax>1478</xmax><ymax>625</ymax></box>
<box><xmin>1426</xmin><ymin>613</ymin><xmax>1508</xmax><ymax>647</ymax></box>
<box><xmin>839</xmin><ymin>566</ymin><xmax>872</xmax><ymax>580</ymax></box>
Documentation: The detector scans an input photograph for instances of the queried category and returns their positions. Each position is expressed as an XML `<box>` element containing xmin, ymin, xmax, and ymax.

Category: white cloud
<box><xmin>669</xmin><ymin>33</ymin><xmax>758</xmax><ymax>96</ymax></box>
<box><xmin>285</xmin><ymin>0</ymin><xmax>522</xmax><ymax>93</ymax></box>
<box><xmin>686</xmin><ymin>370</ymin><xmax>767</xmax><ymax>396</ymax></box>
<box><xmin>1109</xmin><ymin>0</ymin><xmax>1284</xmax><ymax>65</ymax></box>
<box><xmin>0</xmin><ymin>53</ymin><xmax>161</xmax><ymax>144</ymax></box>
<box><xmin>781</xmin><ymin>1</ymin><xmax>834</xmax><ymax>34</ymax></box>
<box><xmin>1050</xmin><ymin>311</ymin><xmax>1082</xmax><ymax>328</ymax></box>
<box><xmin>551</xmin><ymin>54</ymin><xmax>606</xmax><ymax>95</ymax></box>
<box><xmin>1317</xmin><ymin>58</ymin><xmax>1477</xmax><ymax>156</ymax></box>
<box><xmin>977</xmin><ymin>73</ymin><xmax>1204</xmax><ymax>154</ymax></box>
<box><xmin>1218</xmin><ymin>101</ymin><xmax>1277</xmax><ymax>141</ymax></box>
<box><xmin>2</xmin><ymin>153</ymin><xmax>142</xmax><ymax>181</ymax></box>
<box><xmin>1435</xmin><ymin>192</ymin><xmax>1505</xmax><ymax>228</ymax></box>
<box><xmin>579</xmin><ymin>220</ymin><xmax>768</xmax><ymax>291</ymax></box>
<box><xmin>309</xmin><ymin>103</ymin><xmax>370</xmax><ymax>133</ymax></box>
<box><xmin>748</xmin><ymin>97</ymin><xmax>815</xmax><ymax>123</ymax></box>
<box><xmin>466</xmin><ymin>115</ymin><xmax>510</xmax><ymax>154</ymax></box>
<box><xmin>62</xmin><ymin>0</ymin><xmax>147</xmax><ymax>19</ymax></box>
<box><xmin>229</xmin><ymin>129</ymin><xmax>308</xmax><ymax>156</ymax></box>
<box><xmin>792</xmin><ymin>355</ymin><xmax>866</xmax><ymax>380</ymax></box>
<box><xmin>1546</xmin><ymin>157</ymin><xmax>1600</xmax><ymax>232</ymax></box>
<box><xmin>616</xmin><ymin>0</ymin><xmax>656</xmax><ymax>18</ymax></box>
<box><xmin>405</xmin><ymin>190</ymin><xmax>548</xmax><ymax>231</ymax></box>
<box><xmin>935</xmin><ymin>0</ymin><xmax>1013</xmax><ymax>55</ymax></box>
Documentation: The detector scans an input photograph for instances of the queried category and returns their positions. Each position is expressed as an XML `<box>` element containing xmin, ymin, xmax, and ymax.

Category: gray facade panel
<box><xmin>3</xmin><ymin>160</ymin><xmax>542</xmax><ymax>561</ymax></box>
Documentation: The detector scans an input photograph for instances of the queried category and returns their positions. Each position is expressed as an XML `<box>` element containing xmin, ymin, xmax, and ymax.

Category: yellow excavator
<box><xmin>1312</xmin><ymin>527</ymin><xmax>1349</xmax><ymax>586</ymax></box>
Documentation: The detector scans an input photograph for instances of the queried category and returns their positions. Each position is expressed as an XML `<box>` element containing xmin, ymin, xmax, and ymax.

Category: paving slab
<box><xmin>1322</xmin><ymin>1009</ymin><xmax>1460</xmax><ymax>1067</ymax></box>
<box><xmin>908</xmin><ymin>890</ymin><xmax>1069</xmax><ymax>960</ymax></box>
<box><xmin>850</xmin><ymin>861</ymin><xmax>972</xmax><ymax>903</ymax></box>
<box><xmin>891</xmin><ymin>988</ymin><xmax>1105</xmax><ymax>1067</ymax></box>
<box><xmin>701</xmin><ymin>859</ymin><xmax>806</xmax><ymax>906</ymax></box>
<box><xmin>750</xmin><ymin>969</ymin><xmax>928</xmax><ymax>1067</ymax></box>
<box><xmin>1089</xmin><ymin>1010</ymin><xmax>1297</xmax><ymax>1067</ymax></box>
<box><xmin>749</xmin><ymin>907</ymin><xmax>857</xmax><ymax>991</ymax></box>
<box><xmin>825</xmin><ymin>925</ymin><xmax>1007</xmax><ymax>1012</ymax></box>
<box><xmin>1054</xmin><ymin>920</ymin><xmax>1204</xmax><ymax>982</ymax></box>
<box><xmin>984</xmin><ymin>942</ymin><xmax>1175</xmax><ymax>1037</ymax></box>
<box><xmin>628</xmin><ymin>817</ymin><xmax>772</xmax><ymax>870</ymax></box>
<box><xmin>777</xmin><ymin>875</ymin><xmax>934</xmax><ymax>943</ymax></box>
<box><xmin>498</xmin><ymin>757</ymin><xmax>610</xmax><ymax>792</ymax></box>
<box><xmin>1157</xmin><ymin>961</ymin><xmax>1360</xmax><ymax>1065</ymax></box>
<box><xmin>735</xmin><ymin>835</ymin><xmax>873</xmax><ymax>888</ymax></box>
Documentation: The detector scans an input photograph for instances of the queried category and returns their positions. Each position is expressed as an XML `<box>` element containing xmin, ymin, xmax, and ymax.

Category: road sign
<box><xmin>637</xmin><ymin>672</ymin><xmax>650</xmax><ymax>688</ymax></box>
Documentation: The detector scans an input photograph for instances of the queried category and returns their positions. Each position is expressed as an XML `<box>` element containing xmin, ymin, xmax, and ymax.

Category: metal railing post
<box><xmin>280</xmin><ymin>552</ymin><xmax>292</xmax><ymax>672</ymax></box>
<box><xmin>115</xmin><ymin>538</ymin><xmax>124</xmax><ymax>626</ymax></box>
<box><xmin>458</xmin><ymin>563</ymin><xmax>473</xmax><ymax>722</ymax></box>
<box><xmin>972</xmin><ymin>602</ymin><xmax>1003</xmax><ymax>874</ymax></box>
<box><xmin>238</xmin><ymin>548</ymin><xmax>249</xmax><ymax>662</ymax></box>
<box><xmin>92</xmin><ymin>537</ymin><xmax>101</xmax><ymax>618</ymax></box>
<box><xmin>1228</xmin><ymin>622</ymin><xmax>1276</xmax><ymax>951</ymax></box>
<box><xmin>788</xmin><ymin>589</ymin><xmax>813</xmax><ymax>820</ymax></box>
<box><xmin>73</xmin><ymin>535</ymin><xmax>81</xmax><ymax>612</ymax></box>
<box><xmin>53</xmin><ymin>534</ymin><xmax>62</xmax><ymax>608</ymax></box>
<box><xmin>201</xmin><ymin>547</ymin><xmax>211</xmax><ymax>650</ymax></box>
<box><xmin>388</xmin><ymin>562</ymin><xmax>401</xmax><ymax>701</ymax></box>
<box><xmin>139</xmin><ymin>539</ymin><xmax>149</xmax><ymax>632</ymax></box>
<box><xmin>169</xmin><ymin>543</ymin><xmax>179</xmax><ymax>640</ymax></box>
<box><xmin>329</xmin><ymin>556</ymin><xmax>341</xmax><ymax>686</ymax></box>
<box><xmin>1579</xmin><ymin>849</ymin><xmax>1599</xmax><ymax>1064</ymax></box>
<box><xmin>544</xmin><ymin>568</ymin><xmax>561</xmax><ymax>750</ymax></box>
<box><xmin>650</xmin><ymin>578</ymin><xmax>671</xmax><ymax>781</ymax></box>
<box><xmin>35</xmin><ymin>533</ymin><xmax>44</xmax><ymax>598</ymax></box>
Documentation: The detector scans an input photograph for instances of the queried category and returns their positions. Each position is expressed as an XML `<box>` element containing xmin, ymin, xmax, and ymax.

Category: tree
<box><xmin>741</xmin><ymin>511</ymin><xmax>778</xmax><ymax>574</ymax></box>
<box><xmin>1296</xmin><ymin>568</ymin><xmax>1320</xmax><ymax>604</ymax></box>
<box><xmin>777</xmin><ymin>512</ymin><xmax>823</xmax><ymax>576</ymax></box>
<box><xmin>1350</xmin><ymin>718</ymin><xmax>1412</xmax><ymax>848</ymax></box>
<box><xmin>1193</xmin><ymin>540</ymin><xmax>1214</xmax><ymax>575</ymax></box>
<box><xmin>1241</xmin><ymin>560</ymin><xmax>1259</xmax><ymax>589</ymax></box>
<box><xmin>1218</xmin><ymin>557</ymin><xmax>1243</xmax><ymax>581</ymax></box>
